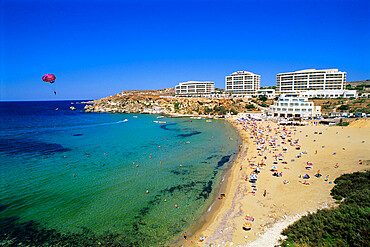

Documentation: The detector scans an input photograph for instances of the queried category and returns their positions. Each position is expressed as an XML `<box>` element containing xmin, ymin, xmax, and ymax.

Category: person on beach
<box><xmin>263</xmin><ymin>190</ymin><xmax>266</xmax><ymax>197</ymax></box>
<box><xmin>184</xmin><ymin>232</ymin><xmax>187</xmax><ymax>241</ymax></box>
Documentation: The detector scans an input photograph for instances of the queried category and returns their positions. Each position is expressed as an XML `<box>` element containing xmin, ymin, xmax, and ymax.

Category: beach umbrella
<box><xmin>271</xmin><ymin>166</ymin><xmax>278</xmax><ymax>170</ymax></box>
<box><xmin>246</xmin><ymin>215</ymin><xmax>255</xmax><ymax>222</ymax></box>
<box><xmin>244</xmin><ymin>222</ymin><xmax>251</xmax><ymax>228</ymax></box>
<box><xmin>250</xmin><ymin>174</ymin><xmax>258</xmax><ymax>180</ymax></box>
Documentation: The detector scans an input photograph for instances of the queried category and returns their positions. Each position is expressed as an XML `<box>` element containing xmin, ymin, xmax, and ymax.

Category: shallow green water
<box><xmin>0</xmin><ymin>101</ymin><xmax>240</xmax><ymax>245</ymax></box>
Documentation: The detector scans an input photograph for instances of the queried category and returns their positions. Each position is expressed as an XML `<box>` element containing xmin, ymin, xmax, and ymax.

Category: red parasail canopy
<box><xmin>42</xmin><ymin>74</ymin><xmax>56</xmax><ymax>83</ymax></box>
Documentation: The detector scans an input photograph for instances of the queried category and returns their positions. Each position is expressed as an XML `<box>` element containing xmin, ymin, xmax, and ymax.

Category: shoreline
<box><xmin>180</xmin><ymin>117</ymin><xmax>370</xmax><ymax>246</ymax></box>
<box><xmin>170</xmin><ymin>118</ymin><xmax>245</xmax><ymax>246</ymax></box>
<box><xmin>176</xmin><ymin>117</ymin><xmax>251</xmax><ymax>246</ymax></box>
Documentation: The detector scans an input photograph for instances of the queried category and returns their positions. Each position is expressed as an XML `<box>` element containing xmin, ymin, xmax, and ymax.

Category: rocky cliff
<box><xmin>84</xmin><ymin>90</ymin><xmax>262</xmax><ymax>117</ymax></box>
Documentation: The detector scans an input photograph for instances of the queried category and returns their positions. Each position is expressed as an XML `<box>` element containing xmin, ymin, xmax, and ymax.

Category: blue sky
<box><xmin>1</xmin><ymin>0</ymin><xmax>369</xmax><ymax>100</ymax></box>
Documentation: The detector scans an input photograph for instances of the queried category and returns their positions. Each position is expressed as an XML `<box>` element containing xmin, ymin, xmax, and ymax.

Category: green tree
<box><xmin>258</xmin><ymin>95</ymin><xmax>268</xmax><ymax>102</ymax></box>
<box><xmin>230</xmin><ymin>108</ymin><xmax>238</xmax><ymax>115</ymax></box>
<box><xmin>338</xmin><ymin>105</ymin><xmax>349</xmax><ymax>111</ymax></box>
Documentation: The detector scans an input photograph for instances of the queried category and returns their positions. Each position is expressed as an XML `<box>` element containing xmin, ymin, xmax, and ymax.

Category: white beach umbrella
<box><xmin>250</xmin><ymin>174</ymin><xmax>258</xmax><ymax>180</ymax></box>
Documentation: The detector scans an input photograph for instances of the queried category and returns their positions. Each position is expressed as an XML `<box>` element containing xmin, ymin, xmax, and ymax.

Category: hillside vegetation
<box><xmin>84</xmin><ymin>92</ymin><xmax>266</xmax><ymax>116</ymax></box>
<box><xmin>85</xmin><ymin>89</ymin><xmax>370</xmax><ymax>117</ymax></box>
<box><xmin>312</xmin><ymin>98</ymin><xmax>370</xmax><ymax>115</ymax></box>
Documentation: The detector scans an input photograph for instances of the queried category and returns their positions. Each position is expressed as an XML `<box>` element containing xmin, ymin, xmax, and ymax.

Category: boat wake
<box><xmin>1</xmin><ymin>120</ymin><xmax>129</xmax><ymax>137</ymax></box>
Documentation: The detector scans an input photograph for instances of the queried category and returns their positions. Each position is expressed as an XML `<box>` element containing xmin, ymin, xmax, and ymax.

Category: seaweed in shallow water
<box><xmin>197</xmin><ymin>180</ymin><xmax>213</xmax><ymax>200</ymax></box>
<box><xmin>169</xmin><ymin>169</ymin><xmax>190</xmax><ymax>175</ymax></box>
<box><xmin>177</xmin><ymin>131</ymin><xmax>201</xmax><ymax>137</ymax></box>
<box><xmin>217</xmin><ymin>155</ymin><xmax>232</xmax><ymax>168</ymax></box>
<box><xmin>159</xmin><ymin>123</ymin><xmax>177</xmax><ymax>131</ymax></box>
<box><xmin>0</xmin><ymin>138</ymin><xmax>71</xmax><ymax>156</ymax></box>
<box><xmin>0</xmin><ymin>216</ymin><xmax>130</xmax><ymax>246</ymax></box>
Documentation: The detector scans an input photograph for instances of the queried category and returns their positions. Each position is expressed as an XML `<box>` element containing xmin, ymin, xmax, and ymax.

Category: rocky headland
<box><xmin>84</xmin><ymin>89</ymin><xmax>263</xmax><ymax>117</ymax></box>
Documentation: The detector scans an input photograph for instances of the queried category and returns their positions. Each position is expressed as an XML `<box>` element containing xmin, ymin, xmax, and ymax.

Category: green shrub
<box><xmin>230</xmin><ymin>108</ymin><xmax>238</xmax><ymax>115</ymax></box>
<box><xmin>337</xmin><ymin>121</ymin><xmax>350</xmax><ymax>126</ymax></box>
<box><xmin>258</xmin><ymin>95</ymin><xmax>268</xmax><ymax>102</ymax></box>
<box><xmin>245</xmin><ymin>104</ymin><xmax>255</xmax><ymax>109</ymax></box>
<box><xmin>338</xmin><ymin>105</ymin><xmax>349</xmax><ymax>111</ymax></box>
<box><xmin>204</xmin><ymin>107</ymin><xmax>212</xmax><ymax>114</ymax></box>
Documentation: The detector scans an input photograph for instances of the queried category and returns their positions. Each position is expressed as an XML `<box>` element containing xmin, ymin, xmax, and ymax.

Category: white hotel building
<box><xmin>225</xmin><ymin>71</ymin><xmax>260</xmax><ymax>97</ymax></box>
<box><xmin>276</xmin><ymin>69</ymin><xmax>346</xmax><ymax>93</ymax></box>
<box><xmin>300</xmin><ymin>89</ymin><xmax>357</xmax><ymax>99</ymax></box>
<box><xmin>175</xmin><ymin>81</ymin><xmax>215</xmax><ymax>97</ymax></box>
<box><xmin>268</xmin><ymin>94</ymin><xmax>321</xmax><ymax>118</ymax></box>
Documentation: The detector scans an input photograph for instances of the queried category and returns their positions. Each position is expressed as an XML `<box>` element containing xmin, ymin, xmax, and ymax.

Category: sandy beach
<box><xmin>181</xmin><ymin>118</ymin><xmax>370</xmax><ymax>246</ymax></box>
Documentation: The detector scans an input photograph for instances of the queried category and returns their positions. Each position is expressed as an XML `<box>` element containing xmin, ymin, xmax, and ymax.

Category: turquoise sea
<box><xmin>0</xmin><ymin>101</ymin><xmax>240</xmax><ymax>246</ymax></box>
